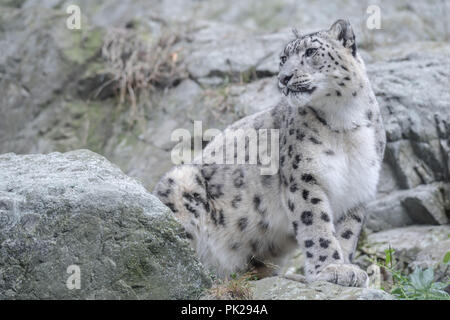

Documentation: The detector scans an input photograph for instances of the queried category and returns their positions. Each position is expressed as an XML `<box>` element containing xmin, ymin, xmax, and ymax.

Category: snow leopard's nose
<box><xmin>279</xmin><ymin>73</ymin><xmax>293</xmax><ymax>86</ymax></box>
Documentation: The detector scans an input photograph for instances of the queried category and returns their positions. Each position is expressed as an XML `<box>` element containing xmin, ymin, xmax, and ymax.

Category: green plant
<box><xmin>373</xmin><ymin>246</ymin><xmax>450</xmax><ymax>300</ymax></box>
<box><xmin>444</xmin><ymin>251</ymin><xmax>450</xmax><ymax>264</ymax></box>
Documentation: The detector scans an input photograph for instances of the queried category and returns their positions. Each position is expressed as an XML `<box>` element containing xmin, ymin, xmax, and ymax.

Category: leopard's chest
<box><xmin>318</xmin><ymin>127</ymin><xmax>380</xmax><ymax>218</ymax></box>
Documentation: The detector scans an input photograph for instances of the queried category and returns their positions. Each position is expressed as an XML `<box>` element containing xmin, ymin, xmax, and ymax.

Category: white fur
<box><xmin>154</xmin><ymin>23</ymin><xmax>386</xmax><ymax>287</ymax></box>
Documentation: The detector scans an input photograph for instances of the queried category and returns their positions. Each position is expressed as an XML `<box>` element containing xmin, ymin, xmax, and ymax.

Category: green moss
<box><xmin>80</xmin><ymin>61</ymin><xmax>108</xmax><ymax>80</ymax></box>
<box><xmin>59</xmin><ymin>27</ymin><xmax>104</xmax><ymax>65</ymax></box>
<box><xmin>62</xmin><ymin>97</ymin><xmax>149</xmax><ymax>156</ymax></box>
<box><xmin>0</xmin><ymin>0</ymin><xmax>26</xmax><ymax>8</ymax></box>
<box><xmin>84</xmin><ymin>101</ymin><xmax>110</xmax><ymax>154</ymax></box>
<box><xmin>117</xmin><ymin>212</ymin><xmax>211</xmax><ymax>299</ymax></box>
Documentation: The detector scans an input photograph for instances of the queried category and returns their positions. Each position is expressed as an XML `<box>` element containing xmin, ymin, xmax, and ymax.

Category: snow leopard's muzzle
<box><xmin>278</xmin><ymin>70</ymin><xmax>316</xmax><ymax>96</ymax></box>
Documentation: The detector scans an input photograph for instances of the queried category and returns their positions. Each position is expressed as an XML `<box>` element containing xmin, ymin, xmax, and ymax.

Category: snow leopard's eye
<box><xmin>280</xmin><ymin>56</ymin><xmax>287</xmax><ymax>65</ymax></box>
<box><xmin>305</xmin><ymin>48</ymin><xmax>317</xmax><ymax>57</ymax></box>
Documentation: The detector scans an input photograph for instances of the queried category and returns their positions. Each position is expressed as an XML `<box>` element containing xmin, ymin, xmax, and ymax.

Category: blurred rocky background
<box><xmin>0</xmin><ymin>0</ymin><xmax>449</xmax><ymax>299</ymax></box>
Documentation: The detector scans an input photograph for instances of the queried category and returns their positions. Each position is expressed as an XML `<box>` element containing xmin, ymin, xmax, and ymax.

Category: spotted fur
<box><xmin>154</xmin><ymin>20</ymin><xmax>385</xmax><ymax>287</ymax></box>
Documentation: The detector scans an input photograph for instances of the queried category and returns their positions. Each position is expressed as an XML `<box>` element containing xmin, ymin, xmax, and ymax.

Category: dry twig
<box><xmin>99</xmin><ymin>27</ymin><xmax>186</xmax><ymax>122</ymax></box>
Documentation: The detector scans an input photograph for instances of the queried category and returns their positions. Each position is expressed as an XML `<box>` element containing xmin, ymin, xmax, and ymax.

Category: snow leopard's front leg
<box><xmin>335</xmin><ymin>205</ymin><xmax>366</xmax><ymax>263</ymax></box>
<box><xmin>283</xmin><ymin>172</ymin><xmax>368</xmax><ymax>287</ymax></box>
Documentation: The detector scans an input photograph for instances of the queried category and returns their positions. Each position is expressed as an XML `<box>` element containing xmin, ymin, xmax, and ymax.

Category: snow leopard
<box><xmin>154</xmin><ymin>19</ymin><xmax>386</xmax><ymax>287</ymax></box>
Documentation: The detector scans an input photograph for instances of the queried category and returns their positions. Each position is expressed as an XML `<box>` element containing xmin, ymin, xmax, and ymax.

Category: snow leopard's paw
<box><xmin>315</xmin><ymin>263</ymin><xmax>369</xmax><ymax>287</ymax></box>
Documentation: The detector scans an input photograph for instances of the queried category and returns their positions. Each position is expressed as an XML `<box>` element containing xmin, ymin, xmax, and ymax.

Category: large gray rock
<box><xmin>369</xmin><ymin>54</ymin><xmax>450</xmax><ymax>187</ymax></box>
<box><xmin>184</xmin><ymin>21</ymin><xmax>286</xmax><ymax>85</ymax></box>
<box><xmin>360</xmin><ymin>225</ymin><xmax>450</xmax><ymax>281</ymax></box>
<box><xmin>363</xmin><ymin>51</ymin><xmax>450</xmax><ymax>230</ymax></box>
<box><xmin>366</xmin><ymin>182</ymin><xmax>449</xmax><ymax>231</ymax></box>
<box><xmin>0</xmin><ymin>150</ymin><xmax>211</xmax><ymax>299</ymax></box>
<box><xmin>249</xmin><ymin>277</ymin><xmax>393</xmax><ymax>300</ymax></box>
<box><xmin>0</xmin><ymin>6</ymin><xmax>105</xmax><ymax>154</ymax></box>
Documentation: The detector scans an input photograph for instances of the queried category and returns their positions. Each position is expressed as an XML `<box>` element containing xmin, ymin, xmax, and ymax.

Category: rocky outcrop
<box><xmin>0</xmin><ymin>150</ymin><xmax>211</xmax><ymax>299</ymax></box>
<box><xmin>249</xmin><ymin>277</ymin><xmax>393</xmax><ymax>300</ymax></box>
<box><xmin>366</xmin><ymin>182</ymin><xmax>449</xmax><ymax>231</ymax></box>
<box><xmin>360</xmin><ymin>225</ymin><xmax>450</xmax><ymax>281</ymax></box>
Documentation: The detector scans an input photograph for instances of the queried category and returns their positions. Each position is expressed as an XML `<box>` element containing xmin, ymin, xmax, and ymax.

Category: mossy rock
<box><xmin>0</xmin><ymin>150</ymin><xmax>212</xmax><ymax>299</ymax></box>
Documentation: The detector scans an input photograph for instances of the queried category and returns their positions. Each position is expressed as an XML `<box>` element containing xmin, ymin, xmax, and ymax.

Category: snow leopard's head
<box><xmin>278</xmin><ymin>19</ymin><xmax>366</xmax><ymax>106</ymax></box>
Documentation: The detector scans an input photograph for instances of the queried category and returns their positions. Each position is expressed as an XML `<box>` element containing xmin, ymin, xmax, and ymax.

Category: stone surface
<box><xmin>0</xmin><ymin>6</ymin><xmax>104</xmax><ymax>154</ymax></box>
<box><xmin>184</xmin><ymin>22</ymin><xmax>286</xmax><ymax>85</ymax></box>
<box><xmin>0</xmin><ymin>150</ymin><xmax>211</xmax><ymax>299</ymax></box>
<box><xmin>369</xmin><ymin>53</ymin><xmax>450</xmax><ymax>178</ymax></box>
<box><xmin>360</xmin><ymin>225</ymin><xmax>450</xmax><ymax>280</ymax></box>
<box><xmin>19</xmin><ymin>0</ymin><xmax>449</xmax><ymax>45</ymax></box>
<box><xmin>361</xmin><ymin>225</ymin><xmax>450</xmax><ymax>258</ymax></box>
<box><xmin>411</xmin><ymin>239</ymin><xmax>450</xmax><ymax>281</ymax></box>
<box><xmin>249</xmin><ymin>277</ymin><xmax>393</xmax><ymax>300</ymax></box>
<box><xmin>366</xmin><ymin>182</ymin><xmax>449</xmax><ymax>231</ymax></box>
<box><xmin>402</xmin><ymin>183</ymin><xmax>449</xmax><ymax>225</ymax></box>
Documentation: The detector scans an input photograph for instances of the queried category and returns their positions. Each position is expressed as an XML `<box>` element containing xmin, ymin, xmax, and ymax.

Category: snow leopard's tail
<box><xmin>153</xmin><ymin>165</ymin><xmax>210</xmax><ymax>244</ymax></box>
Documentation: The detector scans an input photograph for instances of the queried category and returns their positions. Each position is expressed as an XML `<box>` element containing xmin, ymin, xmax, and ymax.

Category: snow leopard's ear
<box><xmin>328</xmin><ymin>19</ymin><xmax>356</xmax><ymax>57</ymax></box>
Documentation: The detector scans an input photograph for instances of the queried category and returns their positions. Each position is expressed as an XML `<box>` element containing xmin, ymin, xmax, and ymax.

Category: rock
<box><xmin>360</xmin><ymin>225</ymin><xmax>450</xmax><ymax>280</ymax></box>
<box><xmin>363</xmin><ymin>50</ymin><xmax>450</xmax><ymax>230</ymax></box>
<box><xmin>411</xmin><ymin>239</ymin><xmax>450</xmax><ymax>282</ymax></box>
<box><xmin>376</xmin><ymin>162</ymin><xmax>401</xmax><ymax>196</ymax></box>
<box><xmin>384</xmin><ymin>141</ymin><xmax>430</xmax><ymax>189</ymax></box>
<box><xmin>0</xmin><ymin>150</ymin><xmax>211</xmax><ymax>299</ymax></box>
<box><xmin>361</xmin><ymin>225</ymin><xmax>449</xmax><ymax>258</ymax></box>
<box><xmin>369</xmin><ymin>53</ymin><xmax>450</xmax><ymax>188</ymax></box>
<box><xmin>232</xmin><ymin>78</ymin><xmax>280</xmax><ymax>117</ymax></box>
<box><xmin>402</xmin><ymin>184</ymin><xmax>449</xmax><ymax>225</ymax></box>
<box><xmin>249</xmin><ymin>277</ymin><xmax>393</xmax><ymax>300</ymax></box>
<box><xmin>366</xmin><ymin>182</ymin><xmax>449</xmax><ymax>231</ymax></box>
<box><xmin>184</xmin><ymin>22</ymin><xmax>286</xmax><ymax>85</ymax></box>
<box><xmin>20</xmin><ymin>0</ymin><xmax>449</xmax><ymax>49</ymax></box>
<box><xmin>0</xmin><ymin>6</ymin><xmax>104</xmax><ymax>154</ymax></box>
<box><xmin>365</xmin><ymin>191</ymin><xmax>414</xmax><ymax>232</ymax></box>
